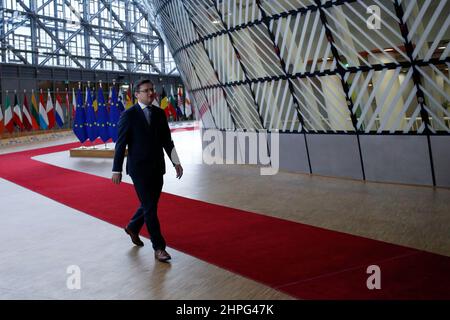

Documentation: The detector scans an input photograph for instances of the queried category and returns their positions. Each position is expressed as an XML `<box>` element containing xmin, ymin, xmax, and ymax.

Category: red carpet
<box><xmin>0</xmin><ymin>141</ymin><xmax>449</xmax><ymax>299</ymax></box>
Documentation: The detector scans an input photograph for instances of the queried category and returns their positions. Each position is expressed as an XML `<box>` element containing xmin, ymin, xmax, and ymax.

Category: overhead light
<box><xmin>384</xmin><ymin>48</ymin><xmax>394</xmax><ymax>52</ymax></box>
<box><xmin>438</xmin><ymin>46</ymin><xmax>446</xmax><ymax>50</ymax></box>
<box><xmin>212</xmin><ymin>20</ymin><xmax>221</xmax><ymax>24</ymax></box>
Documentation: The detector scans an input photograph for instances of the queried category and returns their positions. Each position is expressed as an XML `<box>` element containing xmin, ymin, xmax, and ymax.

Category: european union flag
<box><xmin>108</xmin><ymin>86</ymin><xmax>120</xmax><ymax>142</ymax></box>
<box><xmin>73</xmin><ymin>88</ymin><xmax>87</xmax><ymax>143</ymax></box>
<box><xmin>85</xmin><ymin>87</ymin><xmax>98</xmax><ymax>142</ymax></box>
<box><xmin>96</xmin><ymin>87</ymin><xmax>110</xmax><ymax>143</ymax></box>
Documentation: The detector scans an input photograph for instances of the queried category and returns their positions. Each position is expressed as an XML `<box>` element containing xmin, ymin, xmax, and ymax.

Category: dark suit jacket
<box><xmin>112</xmin><ymin>103</ymin><xmax>176</xmax><ymax>177</ymax></box>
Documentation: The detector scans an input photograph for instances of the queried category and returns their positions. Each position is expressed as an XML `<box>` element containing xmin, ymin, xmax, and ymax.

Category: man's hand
<box><xmin>175</xmin><ymin>164</ymin><xmax>183</xmax><ymax>179</ymax></box>
<box><xmin>112</xmin><ymin>172</ymin><xmax>122</xmax><ymax>184</ymax></box>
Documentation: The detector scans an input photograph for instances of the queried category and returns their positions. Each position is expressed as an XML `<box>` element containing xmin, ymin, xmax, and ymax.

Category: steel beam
<box><xmin>2</xmin><ymin>0</ymin><xmax>172</xmax><ymax>74</ymax></box>
<box><xmin>91</xmin><ymin>16</ymin><xmax>145</xmax><ymax>69</ymax></box>
<box><xmin>99</xmin><ymin>0</ymin><xmax>161</xmax><ymax>73</ymax></box>
<box><xmin>16</xmin><ymin>0</ymin><xmax>85</xmax><ymax>68</ymax></box>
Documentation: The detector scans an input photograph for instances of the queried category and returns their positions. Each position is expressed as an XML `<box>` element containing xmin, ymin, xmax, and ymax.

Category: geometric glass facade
<box><xmin>144</xmin><ymin>0</ymin><xmax>449</xmax><ymax>133</ymax></box>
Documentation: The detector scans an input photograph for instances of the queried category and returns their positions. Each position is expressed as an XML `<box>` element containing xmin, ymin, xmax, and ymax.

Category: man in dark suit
<box><xmin>112</xmin><ymin>79</ymin><xmax>183</xmax><ymax>262</ymax></box>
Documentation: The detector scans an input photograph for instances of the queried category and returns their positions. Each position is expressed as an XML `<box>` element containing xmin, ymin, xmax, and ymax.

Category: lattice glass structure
<box><xmin>0</xmin><ymin>0</ymin><xmax>177</xmax><ymax>74</ymax></box>
<box><xmin>142</xmin><ymin>0</ymin><xmax>449</xmax><ymax>134</ymax></box>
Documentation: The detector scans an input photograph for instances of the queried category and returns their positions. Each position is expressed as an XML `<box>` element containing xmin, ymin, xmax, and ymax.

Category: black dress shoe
<box><xmin>124</xmin><ymin>227</ymin><xmax>144</xmax><ymax>246</ymax></box>
<box><xmin>155</xmin><ymin>249</ymin><xmax>171</xmax><ymax>262</ymax></box>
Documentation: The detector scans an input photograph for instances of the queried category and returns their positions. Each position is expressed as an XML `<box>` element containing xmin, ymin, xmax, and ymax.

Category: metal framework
<box><xmin>0</xmin><ymin>0</ymin><xmax>178</xmax><ymax>74</ymax></box>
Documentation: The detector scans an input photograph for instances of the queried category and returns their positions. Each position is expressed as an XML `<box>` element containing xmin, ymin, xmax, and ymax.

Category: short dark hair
<box><xmin>133</xmin><ymin>79</ymin><xmax>154</xmax><ymax>94</ymax></box>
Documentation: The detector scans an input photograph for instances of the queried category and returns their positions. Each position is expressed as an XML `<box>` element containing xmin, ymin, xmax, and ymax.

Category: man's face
<box><xmin>135</xmin><ymin>83</ymin><xmax>155</xmax><ymax>105</ymax></box>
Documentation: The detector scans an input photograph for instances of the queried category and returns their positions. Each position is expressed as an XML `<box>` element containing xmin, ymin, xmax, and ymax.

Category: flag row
<box><xmin>73</xmin><ymin>86</ymin><xmax>125</xmax><ymax>144</ymax></box>
<box><xmin>123</xmin><ymin>85</ymin><xmax>193</xmax><ymax>121</ymax></box>
<box><xmin>0</xmin><ymin>85</ymin><xmax>194</xmax><ymax>142</ymax></box>
<box><xmin>73</xmin><ymin>85</ymin><xmax>193</xmax><ymax>144</ymax></box>
<box><xmin>0</xmin><ymin>89</ymin><xmax>68</xmax><ymax>135</ymax></box>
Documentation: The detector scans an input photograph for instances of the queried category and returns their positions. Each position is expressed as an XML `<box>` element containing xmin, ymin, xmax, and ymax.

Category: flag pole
<box><xmin>87</xmin><ymin>81</ymin><xmax>96</xmax><ymax>150</ymax></box>
<box><xmin>13</xmin><ymin>89</ymin><xmax>17</xmax><ymax>137</ymax></box>
<box><xmin>111</xmin><ymin>78</ymin><xmax>117</xmax><ymax>150</ymax></box>
<box><xmin>66</xmin><ymin>87</ymin><xmax>69</xmax><ymax>126</ymax></box>
<box><xmin>78</xmin><ymin>82</ymin><xmax>86</xmax><ymax>149</ymax></box>
<box><xmin>56</xmin><ymin>87</ymin><xmax>59</xmax><ymax>130</ymax></box>
<box><xmin>98</xmin><ymin>80</ymin><xmax>107</xmax><ymax>150</ymax></box>
<box><xmin>65</xmin><ymin>87</ymin><xmax>70</xmax><ymax>128</ymax></box>
<box><xmin>38</xmin><ymin>88</ymin><xmax>42</xmax><ymax>133</ymax></box>
<box><xmin>24</xmin><ymin>88</ymin><xmax>28</xmax><ymax>132</ymax></box>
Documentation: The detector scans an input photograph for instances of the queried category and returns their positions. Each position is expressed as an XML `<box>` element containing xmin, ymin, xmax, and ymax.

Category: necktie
<box><xmin>144</xmin><ymin>106</ymin><xmax>152</xmax><ymax>125</ymax></box>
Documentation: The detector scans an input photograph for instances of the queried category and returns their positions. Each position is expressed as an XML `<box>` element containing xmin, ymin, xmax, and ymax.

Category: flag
<box><xmin>160</xmin><ymin>88</ymin><xmax>170</xmax><ymax>118</ymax></box>
<box><xmin>85</xmin><ymin>87</ymin><xmax>98</xmax><ymax>142</ymax></box>
<box><xmin>96</xmin><ymin>86</ymin><xmax>109</xmax><ymax>143</ymax></box>
<box><xmin>177</xmin><ymin>87</ymin><xmax>185</xmax><ymax>118</ymax></box>
<box><xmin>92</xmin><ymin>89</ymin><xmax>98</xmax><ymax>112</ymax></box>
<box><xmin>177</xmin><ymin>87</ymin><xmax>184</xmax><ymax>108</ymax></box>
<box><xmin>108</xmin><ymin>86</ymin><xmax>120</xmax><ymax>142</ymax></box>
<box><xmin>46</xmin><ymin>90</ymin><xmax>55</xmax><ymax>129</ymax></box>
<box><xmin>117</xmin><ymin>88</ymin><xmax>125</xmax><ymax>113</ymax></box>
<box><xmin>0</xmin><ymin>104</ymin><xmax>4</xmax><ymax>135</ymax></box>
<box><xmin>168</xmin><ymin>94</ymin><xmax>177</xmax><ymax>121</ymax></box>
<box><xmin>30</xmin><ymin>91</ymin><xmax>40</xmax><ymax>130</ymax></box>
<box><xmin>4</xmin><ymin>94</ymin><xmax>14</xmax><ymax>133</ymax></box>
<box><xmin>72</xmin><ymin>88</ymin><xmax>76</xmax><ymax>120</ymax></box>
<box><xmin>55</xmin><ymin>91</ymin><xmax>65</xmax><ymax>128</ymax></box>
<box><xmin>65</xmin><ymin>90</ymin><xmax>70</xmax><ymax>124</ymax></box>
<box><xmin>38</xmin><ymin>90</ymin><xmax>49</xmax><ymax>130</ymax></box>
<box><xmin>73</xmin><ymin>88</ymin><xmax>87</xmax><ymax>143</ymax></box>
<box><xmin>125</xmin><ymin>85</ymin><xmax>133</xmax><ymax>109</ymax></box>
<box><xmin>185</xmin><ymin>90</ymin><xmax>192</xmax><ymax>118</ymax></box>
<box><xmin>175</xmin><ymin>104</ymin><xmax>183</xmax><ymax>120</ymax></box>
<box><xmin>22</xmin><ymin>93</ymin><xmax>33</xmax><ymax>131</ymax></box>
<box><xmin>107</xmin><ymin>87</ymin><xmax>112</xmax><ymax>113</ymax></box>
<box><xmin>12</xmin><ymin>92</ymin><xmax>24</xmax><ymax>130</ymax></box>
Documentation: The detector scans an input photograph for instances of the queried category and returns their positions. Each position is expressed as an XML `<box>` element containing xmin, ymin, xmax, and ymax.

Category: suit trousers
<box><xmin>127</xmin><ymin>173</ymin><xmax>165</xmax><ymax>250</ymax></box>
